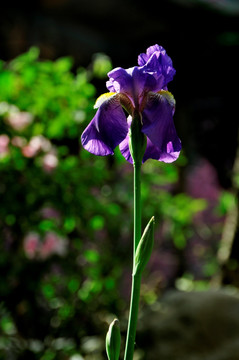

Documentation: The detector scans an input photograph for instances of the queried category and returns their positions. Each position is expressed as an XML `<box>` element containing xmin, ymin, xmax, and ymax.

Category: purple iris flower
<box><xmin>81</xmin><ymin>44</ymin><xmax>181</xmax><ymax>163</ymax></box>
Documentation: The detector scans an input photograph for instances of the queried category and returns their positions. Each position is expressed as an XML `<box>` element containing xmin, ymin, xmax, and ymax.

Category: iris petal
<box><xmin>119</xmin><ymin>133</ymin><xmax>133</xmax><ymax>164</ymax></box>
<box><xmin>143</xmin><ymin>138</ymin><xmax>180</xmax><ymax>163</ymax></box>
<box><xmin>138</xmin><ymin>45</ymin><xmax>176</xmax><ymax>88</ymax></box>
<box><xmin>106</xmin><ymin>66</ymin><xmax>160</xmax><ymax>107</ymax></box>
<box><xmin>142</xmin><ymin>92</ymin><xmax>181</xmax><ymax>162</ymax></box>
<box><xmin>119</xmin><ymin>117</ymin><xmax>133</xmax><ymax>163</ymax></box>
<box><xmin>131</xmin><ymin>67</ymin><xmax>161</xmax><ymax>104</ymax></box>
<box><xmin>94</xmin><ymin>92</ymin><xmax>116</xmax><ymax>109</ymax></box>
<box><xmin>138</xmin><ymin>45</ymin><xmax>165</xmax><ymax>66</ymax></box>
<box><xmin>81</xmin><ymin>94</ymin><xmax>128</xmax><ymax>156</ymax></box>
<box><xmin>119</xmin><ymin>132</ymin><xmax>180</xmax><ymax>164</ymax></box>
<box><xmin>106</xmin><ymin>67</ymin><xmax>133</xmax><ymax>95</ymax></box>
<box><xmin>119</xmin><ymin>131</ymin><xmax>180</xmax><ymax>164</ymax></box>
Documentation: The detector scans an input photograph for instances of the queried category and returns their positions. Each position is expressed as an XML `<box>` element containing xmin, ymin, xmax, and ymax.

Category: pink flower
<box><xmin>7</xmin><ymin>111</ymin><xmax>33</xmax><ymax>131</ymax></box>
<box><xmin>39</xmin><ymin>232</ymin><xmax>67</xmax><ymax>259</ymax></box>
<box><xmin>23</xmin><ymin>233</ymin><xmax>40</xmax><ymax>259</ymax></box>
<box><xmin>11</xmin><ymin>136</ymin><xmax>27</xmax><ymax>148</ymax></box>
<box><xmin>42</xmin><ymin>153</ymin><xmax>58</xmax><ymax>172</ymax></box>
<box><xmin>23</xmin><ymin>231</ymin><xmax>67</xmax><ymax>260</ymax></box>
<box><xmin>22</xmin><ymin>145</ymin><xmax>36</xmax><ymax>158</ymax></box>
<box><xmin>22</xmin><ymin>136</ymin><xmax>51</xmax><ymax>158</ymax></box>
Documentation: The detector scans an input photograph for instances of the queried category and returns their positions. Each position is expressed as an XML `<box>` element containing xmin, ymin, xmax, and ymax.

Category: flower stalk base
<box><xmin>124</xmin><ymin>160</ymin><xmax>142</xmax><ymax>360</ymax></box>
<box><xmin>124</xmin><ymin>272</ymin><xmax>142</xmax><ymax>360</ymax></box>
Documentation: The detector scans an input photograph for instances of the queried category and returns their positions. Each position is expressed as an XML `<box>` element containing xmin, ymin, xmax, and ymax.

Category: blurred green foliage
<box><xmin>0</xmin><ymin>48</ymin><xmax>223</xmax><ymax>359</ymax></box>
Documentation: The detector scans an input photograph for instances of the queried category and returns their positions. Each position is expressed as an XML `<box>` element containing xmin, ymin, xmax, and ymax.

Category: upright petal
<box><xmin>138</xmin><ymin>44</ymin><xmax>176</xmax><ymax>88</ymax></box>
<box><xmin>81</xmin><ymin>94</ymin><xmax>128</xmax><ymax>156</ymax></box>
<box><xmin>142</xmin><ymin>91</ymin><xmax>181</xmax><ymax>162</ymax></box>
<box><xmin>147</xmin><ymin>45</ymin><xmax>166</xmax><ymax>56</ymax></box>
<box><xmin>106</xmin><ymin>66</ymin><xmax>159</xmax><ymax>108</ymax></box>
<box><xmin>106</xmin><ymin>67</ymin><xmax>133</xmax><ymax>95</ymax></box>
<box><xmin>138</xmin><ymin>45</ymin><xmax>166</xmax><ymax>66</ymax></box>
<box><xmin>131</xmin><ymin>67</ymin><xmax>162</xmax><ymax>107</ymax></box>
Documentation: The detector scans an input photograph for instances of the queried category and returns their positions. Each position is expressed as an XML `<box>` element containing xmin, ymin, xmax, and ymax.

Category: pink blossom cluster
<box><xmin>14</xmin><ymin>134</ymin><xmax>58</xmax><ymax>172</ymax></box>
<box><xmin>21</xmin><ymin>135</ymin><xmax>51</xmax><ymax>158</ymax></box>
<box><xmin>7</xmin><ymin>111</ymin><xmax>33</xmax><ymax>131</ymax></box>
<box><xmin>21</xmin><ymin>135</ymin><xmax>58</xmax><ymax>172</ymax></box>
<box><xmin>0</xmin><ymin>102</ymin><xmax>33</xmax><ymax>131</ymax></box>
<box><xmin>42</xmin><ymin>152</ymin><xmax>59</xmax><ymax>173</ymax></box>
<box><xmin>1</xmin><ymin>133</ymin><xmax>59</xmax><ymax>172</ymax></box>
<box><xmin>23</xmin><ymin>231</ymin><xmax>68</xmax><ymax>260</ymax></box>
<box><xmin>0</xmin><ymin>102</ymin><xmax>59</xmax><ymax>172</ymax></box>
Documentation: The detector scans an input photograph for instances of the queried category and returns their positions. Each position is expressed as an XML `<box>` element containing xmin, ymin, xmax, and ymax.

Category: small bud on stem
<box><xmin>133</xmin><ymin>216</ymin><xmax>155</xmax><ymax>276</ymax></box>
<box><xmin>106</xmin><ymin>319</ymin><xmax>121</xmax><ymax>360</ymax></box>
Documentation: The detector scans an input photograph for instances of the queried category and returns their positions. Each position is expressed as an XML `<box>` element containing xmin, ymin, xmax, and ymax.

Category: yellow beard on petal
<box><xmin>94</xmin><ymin>91</ymin><xmax>134</xmax><ymax>117</ymax></box>
<box><xmin>158</xmin><ymin>90</ymin><xmax>176</xmax><ymax>107</ymax></box>
<box><xmin>94</xmin><ymin>92</ymin><xmax>116</xmax><ymax>109</ymax></box>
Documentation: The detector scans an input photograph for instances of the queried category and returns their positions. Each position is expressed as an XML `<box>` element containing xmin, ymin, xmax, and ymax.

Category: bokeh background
<box><xmin>0</xmin><ymin>0</ymin><xmax>239</xmax><ymax>359</ymax></box>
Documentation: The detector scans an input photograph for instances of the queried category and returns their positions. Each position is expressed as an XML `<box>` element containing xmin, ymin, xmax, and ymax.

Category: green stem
<box><xmin>134</xmin><ymin>162</ymin><xmax>142</xmax><ymax>254</ymax></box>
<box><xmin>124</xmin><ymin>273</ymin><xmax>142</xmax><ymax>360</ymax></box>
<box><xmin>124</xmin><ymin>161</ymin><xmax>142</xmax><ymax>360</ymax></box>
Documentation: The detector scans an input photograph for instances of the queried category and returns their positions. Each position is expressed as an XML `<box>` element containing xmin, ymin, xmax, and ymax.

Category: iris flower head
<box><xmin>81</xmin><ymin>44</ymin><xmax>181</xmax><ymax>164</ymax></box>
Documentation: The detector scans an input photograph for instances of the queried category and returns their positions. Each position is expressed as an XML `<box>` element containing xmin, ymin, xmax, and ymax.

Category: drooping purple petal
<box><xmin>81</xmin><ymin>95</ymin><xmax>128</xmax><ymax>156</ymax></box>
<box><xmin>119</xmin><ymin>132</ymin><xmax>133</xmax><ymax>164</ymax></box>
<box><xmin>141</xmin><ymin>92</ymin><xmax>181</xmax><ymax>161</ymax></box>
<box><xmin>119</xmin><ymin>109</ymin><xmax>181</xmax><ymax>164</ymax></box>
<box><xmin>119</xmin><ymin>131</ymin><xmax>180</xmax><ymax>164</ymax></box>
<box><xmin>143</xmin><ymin>138</ymin><xmax>180</xmax><ymax>163</ymax></box>
<box><xmin>119</xmin><ymin>116</ymin><xmax>133</xmax><ymax>163</ymax></box>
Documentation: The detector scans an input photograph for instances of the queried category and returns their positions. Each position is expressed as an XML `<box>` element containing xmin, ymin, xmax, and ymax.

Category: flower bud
<box><xmin>106</xmin><ymin>319</ymin><xmax>121</xmax><ymax>360</ymax></box>
<box><xmin>133</xmin><ymin>216</ymin><xmax>155</xmax><ymax>276</ymax></box>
